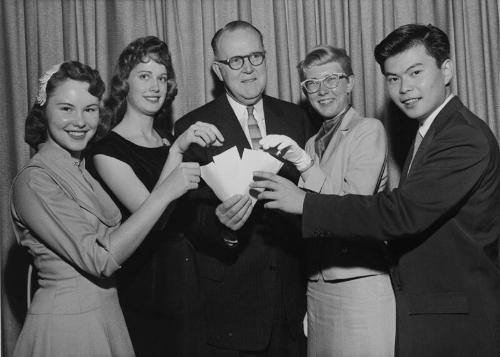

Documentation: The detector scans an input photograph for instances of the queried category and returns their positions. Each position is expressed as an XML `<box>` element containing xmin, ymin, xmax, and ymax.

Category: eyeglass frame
<box><xmin>214</xmin><ymin>51</ymin><xmax>266</xmax><ymax>70</ymax></box>
<box><xmin>300</xmin><ymin>72</ymin><xmax>349</xmax><ymax>94</ymax></box>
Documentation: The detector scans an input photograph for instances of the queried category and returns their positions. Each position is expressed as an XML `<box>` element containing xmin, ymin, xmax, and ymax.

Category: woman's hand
<box><xmin>259</xmin><ymin>134</ymin><xmax>312</xmax><ymax>172</ymax></box>
<box><xmin>158</xmin><ymin>122</ymin><xmax>220</xmax><ymax>183</ymax></box>
<box><xmin>159</xmin><ymin>162</ymin><xmax>201</xmax><ymax>201</ymax></box>
<box><xmin>172</xmin><ymin>121</ymin><xmax>224</xmax><ymax>154</ymax></box>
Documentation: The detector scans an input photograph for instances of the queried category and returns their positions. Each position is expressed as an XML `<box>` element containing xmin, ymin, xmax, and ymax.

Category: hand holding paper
<box><xmin>250</xmin><ymin>171</ymin><xmax>306</xmax><ymax>215</ymax></box>
<box><xmin>259</xmin><ymin>134</ymin><xmax>312</xmax><ymax>172</ymax></box>
<box><xmin>200</xmin><ymin>146</ymin><xmax>284</xmax><ymax>205</ymax></box>
<box><xmin>216</xmin><ymin>195</ymin><xmax>253</xmax><ymax>231</ymax></box>
<box><xmin>173</xmin><ymin>121</ymin><xmax>224</xmax><ymax>154</ymax></box>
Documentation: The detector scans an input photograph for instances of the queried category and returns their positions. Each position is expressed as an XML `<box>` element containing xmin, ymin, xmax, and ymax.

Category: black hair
<box><xmin>374</xmin><ymin>24</ymin><xmax>450</xmax><ymax>74</ymax></box>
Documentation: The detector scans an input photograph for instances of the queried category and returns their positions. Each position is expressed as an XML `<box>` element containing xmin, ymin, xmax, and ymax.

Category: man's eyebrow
<box><xmin>385</xmin><ymin>63</ymin><xmax>423</xmax><ymax>76</ymax></box>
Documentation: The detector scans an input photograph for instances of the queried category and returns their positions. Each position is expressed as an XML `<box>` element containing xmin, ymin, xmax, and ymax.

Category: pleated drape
<box><xmin>1</xmin><ymin>0</ymin><xmax>499</xmax><ymax>355</ymax></box>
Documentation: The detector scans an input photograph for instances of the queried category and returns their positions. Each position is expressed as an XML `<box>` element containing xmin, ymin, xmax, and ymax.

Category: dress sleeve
<box><xmin>88</xmin><ymin>134</ymin><xmax>131</xmax><ymax>164</ymax></box>
<box><xmin>11</xmin><ymin>167</ymin><xmax>121</xmax><ymax>278</ymax></box>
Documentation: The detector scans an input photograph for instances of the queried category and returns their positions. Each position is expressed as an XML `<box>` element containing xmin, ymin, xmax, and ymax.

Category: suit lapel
<box><xmin>208</xmin><ymin>95</ymin><xmax>251</xmax><ymax>158</ymax></box>
<box><xmin>400</xmin><ymin>96</ymin><xmax>464</xmax><ymax>186</ymax></box>
<box><xmin>319</xmin><ymin>108</ymin><xmax>357</xmax><ymax>164</ymax></box>
<box><xmin>399</xmin><ymin>141</ymin><xmax>414</xmax><ymax>184</ymax></box>
<box><xmin>263</xmin><ymin>96</ymin><xmax>287</xmax><ymax>135</ymax></box>
<box><xmin>261</xmin><ymin>96</ymin><xmax>302</xmax><ymax>181</ymax></box>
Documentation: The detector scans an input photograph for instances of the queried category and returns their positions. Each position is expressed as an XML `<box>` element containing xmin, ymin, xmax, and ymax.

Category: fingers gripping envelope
<box><xmin>200</xmin><ymin>146</ymin><xmax>283</xmax><ymax>205</ymax></box>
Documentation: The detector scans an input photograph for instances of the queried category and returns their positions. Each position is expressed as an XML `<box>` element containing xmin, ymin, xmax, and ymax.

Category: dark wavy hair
<box><xmin>101</xmin><ymin>36</ymin><xmax>177</xmax><ymax>136</ymax></box>
<box><xmin>374</xmin><ymin>24</ymin><xmax>450</xmax><ymax>74</ymax></box>
<box><xmin>25</xmin><ymin>61</ymin><xmax>105</xmax><ymax>151</ymax></box>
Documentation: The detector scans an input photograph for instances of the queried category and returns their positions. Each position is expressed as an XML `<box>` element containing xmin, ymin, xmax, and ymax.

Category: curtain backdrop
<box><xmin>2</xmin><ymin>0</ymin><xmax>499</xmax><ymax>355</ymax></box>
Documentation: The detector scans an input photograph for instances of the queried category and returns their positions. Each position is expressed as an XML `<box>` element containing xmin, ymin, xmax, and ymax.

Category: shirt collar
<box><xmin>226</xmin><ymin>94</ymin><xmax>264</xmax><ymax>124</ymax></box>
<box><xmin>38</xmin><ymin>141</ymin><xmax>85</xmax><ymax>169</ymax></box>
<box><xmin>419</xmin><ymin>94</ymin><xmax>454</xmax><ymax>138</ymax></box>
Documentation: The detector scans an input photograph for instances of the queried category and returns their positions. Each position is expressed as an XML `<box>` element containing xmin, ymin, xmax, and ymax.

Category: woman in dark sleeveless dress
<box><xmin>86</xmin><ymin>36</ymin><xmax>223</xmax><ymax>356</ymax></box>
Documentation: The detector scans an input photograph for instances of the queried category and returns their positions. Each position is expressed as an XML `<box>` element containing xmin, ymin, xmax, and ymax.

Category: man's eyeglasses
<box><xmin>215</xmin><ymin>52</ymin><xmax>266</xmax><ymax>70</ymax></box>
<box><xmin>301</xmin><ymin>73</ymin><xmax>349</xmax><ymax>94</ymax></box>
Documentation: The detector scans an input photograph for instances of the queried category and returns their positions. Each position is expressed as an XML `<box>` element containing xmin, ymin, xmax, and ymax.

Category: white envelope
<box><xmin>200</xmin><ymin>146</ymin><xmax>283</xmax><ymax>204</ymax></box>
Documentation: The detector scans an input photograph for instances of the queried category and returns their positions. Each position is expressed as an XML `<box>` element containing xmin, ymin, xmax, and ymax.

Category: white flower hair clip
<box><xmin>35</xmin><ymin>62</ymin><xmax>63</xmax><ymax>106</ymax></box>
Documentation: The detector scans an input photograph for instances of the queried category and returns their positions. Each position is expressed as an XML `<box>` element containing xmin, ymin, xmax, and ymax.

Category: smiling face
<box><xmin>304</xmin><ymin>61</ymin><xmax>354</xmax><ymax>120</ymax></box>
<box><xmin>45</xmin><ymin>79</ymin><xmax>100</xmax><ymax>159</ymax></box>
<box><xmin>212</xmin><ymin>28</ymin><xmax>267</xmax><ymax>106</ymax></box>
<box><xmin>126</xmin><ymin>58</ymin><xmax>168</xmax><ymax>117</ymax></box>
<box><xmin>384</xmin><ymin>44</ymin><xmax>453</xmax><ymax>123</ymax></box>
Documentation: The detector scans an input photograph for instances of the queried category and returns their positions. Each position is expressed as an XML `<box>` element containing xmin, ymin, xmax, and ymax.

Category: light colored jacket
<box><xmin>300</xmin><ymin>107</ymin><xmax>388</xmax><ymax>280</ymax></box>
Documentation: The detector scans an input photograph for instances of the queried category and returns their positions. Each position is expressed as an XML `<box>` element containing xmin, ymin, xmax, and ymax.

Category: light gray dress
<box><xmin>10</xmin><ymin>141</ymin><xmax>134</xmax><ymax>357</ymax></box>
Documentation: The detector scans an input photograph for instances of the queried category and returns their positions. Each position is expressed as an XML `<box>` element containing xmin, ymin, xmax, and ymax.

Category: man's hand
<box><xmin>251</xmin><ymin>171</ymin><xmax>306</xmax><ymax>214</ymax></box>
<box><xmin>216</xmin><ymin>194</ymin><xmax>253</xmax><ymax>231</ymax></box>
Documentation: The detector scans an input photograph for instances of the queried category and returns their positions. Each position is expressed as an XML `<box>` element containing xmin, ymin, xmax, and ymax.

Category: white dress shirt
<box><xmin>226</xmin><ymin>94</ymin><xmax>266</xmax><ymax>148</ymax></box>
<box><xmin>418</xmin><ymin>94</ymin><xmax>455</xmax><ymax>139</ymax></box>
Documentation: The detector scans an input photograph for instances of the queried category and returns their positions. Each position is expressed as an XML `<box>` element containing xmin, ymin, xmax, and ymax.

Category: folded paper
<box><xmin>200</xmin><ymin>146</ymin><xmax>283</xmax><ymax>204</ymax></box>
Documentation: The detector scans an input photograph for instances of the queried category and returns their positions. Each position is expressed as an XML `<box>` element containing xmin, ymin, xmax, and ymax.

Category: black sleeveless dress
<box><xmin>86</xmin><ymin>131</ymin><xmax>205</xmax><ymax>357</ymax></box>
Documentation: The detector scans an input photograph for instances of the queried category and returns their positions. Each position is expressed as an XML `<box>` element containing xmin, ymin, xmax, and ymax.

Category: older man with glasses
<box><xmin>259</xmin><ymin>45</ymin><xmax>395</xmax><ymax>356</ymax></box>
<box><xmin>174</xmin><ymin>20</ymin><xmax>311</xmax><ymax>357</ymax></box>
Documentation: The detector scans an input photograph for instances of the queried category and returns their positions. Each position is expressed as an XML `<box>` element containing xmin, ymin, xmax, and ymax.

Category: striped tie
<box><xmin>247</xmin><ymin>106</ymin><xmax>262</xmax><ymax>150</ymax></box>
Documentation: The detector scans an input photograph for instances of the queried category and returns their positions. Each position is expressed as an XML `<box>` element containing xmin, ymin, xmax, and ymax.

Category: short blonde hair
<box><xmin>297</xmin><ymin>45</ymin><xmax>353</xmax><ymax>81</ymax></box>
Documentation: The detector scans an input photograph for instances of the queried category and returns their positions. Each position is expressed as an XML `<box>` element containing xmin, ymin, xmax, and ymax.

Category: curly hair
<box><xmin>25</xmin><ymin>61</ymin><xmax>105</xmax><ymax>150</ymax></box>
<box><xmin>101</xmin><ymin>36</ymin><xmax>177</xmax><ymax>136</ymax></box>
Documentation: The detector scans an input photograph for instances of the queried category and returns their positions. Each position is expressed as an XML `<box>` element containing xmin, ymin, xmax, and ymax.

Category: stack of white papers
<box><xmin>200</xmin><ymin>146</ymin><xmax>283</xmax><ymax>204</ymax></box>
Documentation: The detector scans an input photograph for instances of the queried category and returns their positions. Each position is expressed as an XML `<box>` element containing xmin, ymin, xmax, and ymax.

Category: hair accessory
<box><xmin>36</xmin><ymin>62</ymin><xmax>63</xmax><ymax>106</ymax></box>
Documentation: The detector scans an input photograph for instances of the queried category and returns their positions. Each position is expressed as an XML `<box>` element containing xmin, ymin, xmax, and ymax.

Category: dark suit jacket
<box><xmin>302</xmin><ymin>97</ymin><xmax>500</xmax><ymax>356</ymax></box>
<box><xmin>174</xmin><ymin>94</ymin><xmax>311</xmax><ymax>351</ymax></box>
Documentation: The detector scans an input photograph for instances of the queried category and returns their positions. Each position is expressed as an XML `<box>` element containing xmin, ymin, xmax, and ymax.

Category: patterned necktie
<box><xmin>408</xmin><ymin>131</ymin><xmax>423</xmax><ymax>172</ymax></box>
<box><xmin>247</xmin><ymin>106</ymin><xmax>262</xmax><ymax>150</ymax></box>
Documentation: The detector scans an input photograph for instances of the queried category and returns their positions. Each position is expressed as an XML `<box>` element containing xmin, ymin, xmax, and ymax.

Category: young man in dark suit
<box><xmin>252</xmin><ymin>24</ymin><xmax>500</xmax><ymax>356</ymax></box>
<box><xmin>174</xmin><ymin>20</ymin><xmax>310</xmax><ymax>356</ymax></box>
